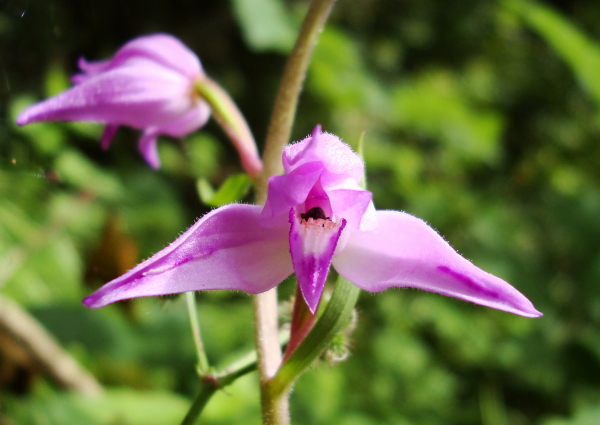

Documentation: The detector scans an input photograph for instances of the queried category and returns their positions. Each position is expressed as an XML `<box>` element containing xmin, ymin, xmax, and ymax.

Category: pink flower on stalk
<box><xmin>17</xmin><ymin>34</ymin><xmax>210</xmax><ymax>169</ymax></box>
<box><xmin>84</xmin><ymin>126</ymin><xmax>542</xmax><ymax>318</ymax></box>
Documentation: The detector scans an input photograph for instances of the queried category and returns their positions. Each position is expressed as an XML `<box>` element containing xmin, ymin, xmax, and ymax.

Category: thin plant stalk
<box><xmin>180</xmin><ymin>354</ymin><xmax>259</xmax><ymax>425</ymax></box>
<box><xmin>253</xmin><ymin>1</ymin><xmax>338</xmax><ymax>424</ymax></box>
<box><xmin>185</xmin><ymin>292</ymin><xmax>210</xmax><ymax>375</ymax></box>
<box><xmin>255</xmin><ymin>0</ymin><xmax>338</xmax><ymax>204</ymax></box>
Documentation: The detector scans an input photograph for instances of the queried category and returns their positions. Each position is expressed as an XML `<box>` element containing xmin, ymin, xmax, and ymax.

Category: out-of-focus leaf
<box><xmin>10</xmin><ymin>96</ymin><xmax>66</xmax><ymax>154</ymax></box>
<box><xmin>76</xmin><ymin>388</ymin><xmax>190</xmax><ymax>425</ymax></box>
<box><xmin>3</xmin><ymin>386</ymin><xmax>189</xmax><ymax>425</ymax></box>
<box><xmin>310</xmin><ymin>28</ymin><xmax>388</xmax><ymax>117</ymax></box>
<box><xmin>54</xmin><ymin>149</ymin><xmax>124</xmax><ymax>201</ymax></box>
<box><xmin>186</xmin><ymin>133</ymin><xmax>223</xmax><ymax>178</ymax></box>
<box><xmin>230</xmin><ymin>0</ymin><xmax>297</xmax><ymax>53</ymax></box>
<box><xmin>391</xmin><ymin>69</ymin><xmax>504</xmax><ymax>164</ymax></box>
<box><xmin>197</xmin><ymin>173</ymin><xmax>251</xmax><ymax>207</ymax></box>
<box><xmin>44</xmin><ymin>63</ymin><xmax>70</xmax><ymax>97</ymax></box>
<box><xmin>0</xmin><ymin>201</ymin><xmax>83</xmax><ymax>305</ymax></box>
<box><xmin>505</xmin><ymin>0</ymin><xmax>600</xmax><ymax>115</ymax></box>
<box><xmin>543</xmin><ymin>405</ymin><xmax>600</xmax><ymax>425</ymax></box>
<box><xmin>202</xmin><ymin>373</ymin><xmax>261</xmax><ymax>424</ymax></box>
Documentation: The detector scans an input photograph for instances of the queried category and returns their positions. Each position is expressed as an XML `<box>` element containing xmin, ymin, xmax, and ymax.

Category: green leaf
<box><xmin>230</xmin><ymin>0</ymin><xmax>297</xmax><ymax>53</ymax></box>
<box><xmin>10</xmin><ymin>95</ymin><xmax>66</xmax><ymax>155</ymax></box>
<box><xmin>54</xmin><ymin>149</ymin><xmax>125</xmax><ymax>202</ymax></box>
<box><xmin>505</xmin><ymin>0</ymin><xmax>600</xmax><ymax>114</ymax></box>
<box><xmin>4</xmin><ymin>387</ymin><xmax>190</xmax><ymax>425</ymax></box>
<box><xmin>391</xmin><ymin>69</ymin><xmax>504</xmax><ymax>164</ymax></box>
<box><xmin>44</xmin><ymin>63</ymin><xmax>71</xmax><ymax>97</ymax></box>
<box><xmin>197</xmin><ymin>173</ymin><xmax>251</xmax><ymax>207</ymax></box>
<box><xmin>75</xmin><ymin>388</ymin><xmax>190</xmax><ymax>425</ymax></box>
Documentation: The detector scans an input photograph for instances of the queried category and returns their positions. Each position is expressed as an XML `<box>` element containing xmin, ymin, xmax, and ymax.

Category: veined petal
<box><xmin>17</xmin><ymin>59</ymin><xmax>193</xmax><ymax>128</ymax></box>
<box><xmin>73</xmin><ymin>34</ymin><xmax>202</xmax><ymax>83</ymax></box>
<box><xmin>83</xmin><ymin>204</ymin><xmax>292</xmax><ymax>308</ymax></box>
<box><xmin>289</xmin><ymin>208</ymin><xmax>346</xmax><ymax>313</ymax></box>
<box><xmin>333</xmin><ymin>210</ymin><xmax>542</xmax><ymax>318</ymax></box>
<box><xmin>261</xmin><ymin>161</ymin><xmax>325</xmax><ymax>221</ymax></box>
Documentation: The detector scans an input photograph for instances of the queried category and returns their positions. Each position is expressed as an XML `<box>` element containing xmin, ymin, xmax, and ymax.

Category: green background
<box><xmin>2</xmin><ymin>0</ymin><xmax>600</xmax><ymax>424</ymax></box>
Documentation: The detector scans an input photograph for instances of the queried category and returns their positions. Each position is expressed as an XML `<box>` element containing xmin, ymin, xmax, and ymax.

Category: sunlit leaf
<box><xmin>391</xmin><ymin>69</ymin><xmax>504</xmax><ymax>164</ymax></box>
<box><xmin>54</xmin><ymin>149</ymin><xmax>125</xmax><ymax>201</ymax></box>
<box><xmin>230</xmin><ymin>0</ymin><xmax>297</xmax><ymax>53</ymax></box>
<box><xmin>197</xmin><ymin>173</ymin><xmax>251</xmax><ymax>207</ymax></box>
<box><xmin>506</xmin><ymin>0</ymin><xmax>600</xmax><ymax>114</ymax></box>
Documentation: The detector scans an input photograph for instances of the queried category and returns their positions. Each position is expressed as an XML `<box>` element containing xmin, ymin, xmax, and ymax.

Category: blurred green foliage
<box><xmin>2</xmin><ymin>0</ymin><xmax>600</xmax><ymax>424</ymax></box>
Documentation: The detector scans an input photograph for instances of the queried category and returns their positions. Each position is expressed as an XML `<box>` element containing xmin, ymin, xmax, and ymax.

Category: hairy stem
<box><xmin>255</xmin><ymin>0</ymin><xmax>338</xmax><ymax>204</ymax></box>
<box><xmin>253</xmin><ymin>1</ymin><xmax>338</xmax><ymax>423</ymax></box>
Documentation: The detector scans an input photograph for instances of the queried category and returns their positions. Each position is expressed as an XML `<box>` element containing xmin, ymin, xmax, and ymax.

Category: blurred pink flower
<box><xmin>17</xmin><ymin>34</ymin><xmax>210</xmax><ymax>169</ymax></box>
<box><xmin>84</xmin><ymin>126</ymin><xmax>542</xmax><ymax>318</ymax></box>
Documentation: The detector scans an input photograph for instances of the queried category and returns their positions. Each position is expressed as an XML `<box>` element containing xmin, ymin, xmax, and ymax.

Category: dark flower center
<box><xmin>301</xmin><ymin>207</ymin><xmax>330</xmax><ymax>221</ymax></box>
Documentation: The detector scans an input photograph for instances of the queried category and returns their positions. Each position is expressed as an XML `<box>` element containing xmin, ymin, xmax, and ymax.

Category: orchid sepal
<box><xmin>83</xmin><ymin>204</ymin><xmax>293</xmax><ymax>308</ymax></box>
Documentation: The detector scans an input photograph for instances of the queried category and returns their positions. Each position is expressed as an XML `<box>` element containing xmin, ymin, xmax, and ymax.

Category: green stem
<box><xmin>255</xmin><ymin>0</ymin><xmax>338</xmax><ymax>204</ymax></box>
<box><xmin>194</xmin><ymin>78</ymin><xmax>262</xmax><ymax>179</ymax></box>
<box><xmin>185</xmin><ymin>292</ymin><xmax>210</xmax><ymax>375</ymax></box>
<box><xmin>268</xmin><ymin>275</ymin><xmax>360</xmax><ymax>399</ymax></box>
<box><xmin>180</xmin><ymin>378</ymin><xmax>218</xmax><ymax>425</ymax></box>
<box><xmin>180</xmin><ymin>349</ymin><xmax>261</xmax><ymax>425</ymax></box>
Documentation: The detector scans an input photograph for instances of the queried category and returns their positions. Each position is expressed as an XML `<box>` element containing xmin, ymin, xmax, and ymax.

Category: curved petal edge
<box><xmin>83</xmin><ymin>204</ymin><xmax>293</xmax><ymax>308</ymax></box>
<box><xmin>333</xmin><ymin>210</ymin><xmax>542</xmax><ymax>318</ymax></box>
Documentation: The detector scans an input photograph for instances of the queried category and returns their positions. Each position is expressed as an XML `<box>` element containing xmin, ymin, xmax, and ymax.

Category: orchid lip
<box><xmin>289</xmin><ymin>207</ymin><xmax>346</xmax><ymax>313</ymax></box>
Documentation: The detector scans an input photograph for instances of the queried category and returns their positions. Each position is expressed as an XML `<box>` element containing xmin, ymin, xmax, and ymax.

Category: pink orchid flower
<box><xmin>17</xmin><ymin>34</ymin><xmax>210</xmax><ymax>169</ymax></box>
<box><xmin>84</xmin><ymin>126</ymin><xmax>542</xmax><ymax>318</ymax></box>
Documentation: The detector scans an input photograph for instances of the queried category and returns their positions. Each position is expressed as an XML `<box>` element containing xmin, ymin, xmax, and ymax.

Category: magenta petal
<box><xmin>261</xmin><ymin>161</ymin><xmax>325</xmax><ymax>221</ymax></box>
<box><xmin>326</xmin><ymin>187</ymin><xmax>374</xmax><ymax>230</ymax></box>
<box><xmin>282</xmin><ymin>128</ymin><xmax>364</xmax><ymax>183</ymax></box>
<box><xmin>135</xmin><ymin>105</ymin><xmax>211</xmax><ymax>169</ymax></box>
<box><xmin>138</xmin><ymin>131</ymin><xmax>161</xmax><ymax>169</ymax></box>
<box><xmin>154</xmin><ymin>104</ymin><xmax>211</xmax><ymax>138</ymax></box>
<box><xmin>289</xmin><ymin>208</ymin><xmax>347</xmax><ymax>313</ymax></box>
<box><xmin>100</xmin><ymin>124</ymin><xmax>119</xmax><ymax>150</ymax></box>
<box><xmin>17</xmin><ymin>60</ymin><xmax>193</xmax><ymax>128</ymax></box>
<box><xmin>333</xmin><ymin>211</ymin><xmax>542</xmax><ymax>317</ymax></box>
<box><xmin>103</xmin><ymin>33</ymin><xmax>203</xmax><ymax>79</ymax></box>
<box><xmin>83</xmin><ymin>204</ymin><xmax>293</xmax><ymax>308</ymax></box>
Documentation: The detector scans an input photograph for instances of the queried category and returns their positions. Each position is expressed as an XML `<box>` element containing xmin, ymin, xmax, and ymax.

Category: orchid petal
<box><xmin>83</xmin><ymin>204</ymin><xmax>293</xmax><ymax>308</ymax></box>
<box><xmin>326</xmin><ymin>187</ymin><xmax>375</xmax><ymax>231</ymax></box>
<box><xmin>154</xmin><ymin>103</ymin><xmax>211</xmax><ymax>138</ymax></box>
<box><xmin>138</xmin><ymin>131</ymin><xmax>161</xmax><ymax>169</ymax></box>
<box><xmin>283</xmin><ymin>128</ymin><xmax>364</xmax><ymax>183</ymax></box>
<box><xmin>333</xmin><ymin>210</ymin><xmax>542</xmax><ymax>317</ymax></box>
<box><xmin>73</xmin><ymin>34</ymin><xmax>202</xmax><ymax>83</ymax></box>
<box><xmin>261</xmin><ymin>161</ymin><xmax>325</xmax><ymax>221</ymax></box>
<box><xmin>135</xmin><ymin>106</ymin><xmax>211</xmax><ymax>169</ymax></box>
<box><xmin>289</xmin><ymin>208</ymin><xmax>347</xmax><ymax>313</ymax></box>
<box><xmin>17</xmin><ymin>59</ymin><xmax>194</xmax><ymax>128</ymax></box>
<box><xmin>100</xmin><ymin>124</ymin><xmax>119</xmax><ymax>150</ymax></box>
